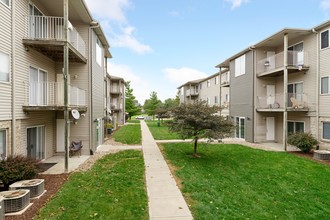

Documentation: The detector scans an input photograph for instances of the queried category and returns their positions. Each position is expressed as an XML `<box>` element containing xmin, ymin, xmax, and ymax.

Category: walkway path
<box><xmin>141</xmin><ymin>120</ymin><xmax>193</xmax><ymax>220</ymax></box>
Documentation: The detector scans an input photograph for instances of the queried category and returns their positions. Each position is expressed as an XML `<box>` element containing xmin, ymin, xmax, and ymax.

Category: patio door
<box><xmin>288</xmin><ymin>83</ymin><xmax>303</xmax><ymax>107</ymax></box>
<box><xmin>27</xmin><ymin>126</ymin><xmax>45</xmax><ymax>160</ymax></box>
<box><xmin>29</xmin><ymin>3</ymin><xmax>44</xmax><ymax>38</ymax></box>
<box><xmin>266</xmin><ymin>51</ymin><xmax>275</xmax><ymax>70</ymax></box>
<box><xmin>266</xmin><ymin>85</ymin><xmax>275</xmax><ymax>107</ymax></box>
<box><xmin>266</xmin><ymin>117</ymin><xmax>275</xmax><ymax>141</ymax></box>
<box><xmin>29</xmin><ymin>67</ymin><xmax>47</xmax><ymax>105</ymax></box>
<box><xmin>288</xmin><ymin>42</ymin><xmax>304</xmax><ymax>66</ymax></box>
<box><xmin>235</xmin><ymin>117</ymin><xmax>245</xmax><ymax>139</ymax></box>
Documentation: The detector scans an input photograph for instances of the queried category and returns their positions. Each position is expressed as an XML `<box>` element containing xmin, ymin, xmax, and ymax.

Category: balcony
<box><xmin>23</xmin><ymin>82</ymin><xmax>87</xmax><ymax>111</ymax></box>
<box><xmin>111</xmin><ymin>103</ymin><xmax>123</xmax><ymax>112</ymax></box>
<box><xmin>257</xmin><ymin>51</ymin><xmax>309</xmax><ymax>77</ymax></box>
<box><xmin>110</xmin><ymin>87</ymin><xmax>122</xmax><ymax>95</ymax></box>
<box><xmin>256</xmin><ymin>93</ymin><xmax>309</xmax><ymax>112</ymax></box>
<box><xmin>23</xmin><ymin>16</ymin><xmax>87</xmax><ymax>63</ymax></box>
<box><xmin>186</xmin><ymin>89</ymin><xmax>199</xmax><ymax>96</ymax></box>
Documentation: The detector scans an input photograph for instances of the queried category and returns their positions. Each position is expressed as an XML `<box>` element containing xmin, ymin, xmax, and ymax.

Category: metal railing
<box><xmin>256</xmin><ymin>93</ymin><xmax>308</xmax><ymax>109</ymax></box>
<box><xmin>186</xmin><ymin>89</ymin><xmax>199</xmax><ymax>96</ymax></box>
<box><xmin>257</xmin><ymin>51</ymin><xmax>309</xmax><ymax>75</ymax></box>
<box><xmin>26</xmin><ymin>15</ymin><xmax>86</xmax><ymax>57</ymax></box>
<box><xmin>110</xmin><ymin>103</ymin><xmax>123</xmax><ymax>110</ymax></box>
<box><xmin>24</xmin><ymin>82</ymin><xmax>86</xmax><ymax>107</ymax></box>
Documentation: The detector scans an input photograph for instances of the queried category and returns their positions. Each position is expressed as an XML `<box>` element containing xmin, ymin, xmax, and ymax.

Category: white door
<box><xmin>266</xmin><ymin>51</ymin><xmax>275</xmax><ymax>70</ymax></box>
<box><xmin>266</xmin><ymin>117</ymin><xmax>275</xmax><ymax>141</ymax></box>
<box><xmin>266</xmin><ymin>85</ymin><xmax>275</xmax><ymax>107</ymax></box>
<box><xmin>57</xmin><ymin>74</ymin><xmax>70</xmax><ymax>105</ymax></box>
<box><xmin>56</xmin><ymin>119</ymin><xmax>64</xmax><ymax>152</ymax></box>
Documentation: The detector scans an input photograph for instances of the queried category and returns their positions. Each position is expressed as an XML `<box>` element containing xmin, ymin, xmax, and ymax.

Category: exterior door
<box><xmin>27</xmin><ymin>126</ymin><xmax>45</xmax><ymax>160</ymax></box>
<box><xmin>266</xmin><ymin>85</ymin><xmax>275</xmax><ymax>107</ymax></box>
<box><xmin>235</xmin><ymin>117</ymin><xmax>245</xmax><ymax>139</ymax></box>
<box><xmin>266</xmin><ymin>51</ymin><xmax>275</xmax><ymax>70</ymax></box>
<box><xmin>29</xmin><ymin>67</ymin><xmax>47</xmax><ymax>105</ymax></box>
<box><xmin>266</xmin><ymin>117</ymin><xmax>275</xmax><ymax>141</ymax></box>
<box><xmin>56</xmin><ymin>119</ymin><xmax>65</xmax><ymax>152</ymax></box>
<box><xmin>288</xmin><ymin>83</ymin><xmax>303</xmax><ymax>107</ymax></box>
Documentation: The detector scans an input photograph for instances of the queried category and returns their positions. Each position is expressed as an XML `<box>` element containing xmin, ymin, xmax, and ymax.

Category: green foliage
<box><xmin>143</xmin><ymin>91</ymin><xmax>161</xmax><ymax>118</ymax></box>
<box><xmin>112</xmin><ymin>124</ymin><xmax>142</xmax><ymax>144</ymax></box>
<box><xmin>288</xmin><ymin>132</ymin><xmax>318</xmax><ymax>153</ymax></box>
<box><xmin>0</xmin><ymin>155</ymin><xmax>40</xmax><ymax>190</ymax></box>
<box><xmin>168</xmin><ymin>100</ymin><xmax>234</xmax><ymax>156</ymax></box>
<box><xmin>125</xmin><ymin>81</ymin><xmax>141</xmax><ymax>119</ymax></box>
<box><xmin>36</xmin><ymin>150</ymin><xmax>148</xmax><ymax>220</ymax></box>
<box><xmin>162</xmin><ymin>143</ymin><xmax>330</xmax><ymax>219</ymax></box>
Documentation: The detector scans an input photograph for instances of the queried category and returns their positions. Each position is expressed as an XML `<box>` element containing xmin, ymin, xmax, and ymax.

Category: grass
<box><xmin>36</xmin><ymin>150</ymin><xmax>148</xmax><ymax>220</ymax></box>
<box><xmin>146</xmin><ymin>121</ymin><xmax>182</xmax><ymax>140</ymax></box>
<box><xmin>161</xmin><ymin>143</ymin><xmax>330</xmax><ymax>219</ymax></box>
<box><xmin>112</xmin><ymin>124</ymin><xmax>141</xmax><ymax>144</ymax></box>
<box><xmin>126</xmin><ymin>119</ymin><xmax>141</xmax><ymax>124</ymax></box>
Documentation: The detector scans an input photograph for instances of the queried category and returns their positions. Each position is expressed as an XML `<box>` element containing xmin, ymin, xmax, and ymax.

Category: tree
<box><xmin>125</xmin><ymin>81</ymin><xmax>140</xmax><ymax>119</ymax></box>
<box><xmin>168</xmin><ymin>100</ymin><xmax>235</xmax><ymax>158</ymax></box>
<box><xmin>144</xmin><ymin>91</ymin><xmax>161</xmax><ymax>119</ymax></box>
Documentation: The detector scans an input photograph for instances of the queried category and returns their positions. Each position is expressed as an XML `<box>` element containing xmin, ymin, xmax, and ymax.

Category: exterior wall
<box><xmin>199</xmin><ymin>74</ymin><xmax>220</xmax><ymax>106</ymax></box>
<box><xmin>230</xmin><ymin>51</ymin><xmax>254</xmax><ymax>142</ymax></box>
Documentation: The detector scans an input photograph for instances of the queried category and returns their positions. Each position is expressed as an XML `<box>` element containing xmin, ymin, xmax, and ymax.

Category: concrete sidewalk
<box><xmin>141</xmin><ymin>120</ymin><xmax>193</xmax><ymax>220</ymax></box>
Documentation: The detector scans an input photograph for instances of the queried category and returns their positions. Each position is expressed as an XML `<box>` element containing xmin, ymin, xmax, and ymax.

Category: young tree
<box><xmin>125</xmin><ymin>81</ymin><xmax>140</xmax><ymax>119</ymax></box>
<box><xmin>144</xmin><ymin>91</ymin><xmax>161</xmax><ymax>119</ymax></box>
<box><xmin>169</xmin><ymin>100</ymin><xmax>234</xmax><ymax>158</ymax></box>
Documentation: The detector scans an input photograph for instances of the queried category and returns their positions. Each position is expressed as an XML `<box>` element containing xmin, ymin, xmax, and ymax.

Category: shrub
<box><xmin>287</xmin><ymin>132</ymin><xmax>318</xmax><ymax>153</ymax></box>
<box><xmin>0</xmin><ymin>155</ymin><xmax>40</xmax><ymax>190</ymax></box>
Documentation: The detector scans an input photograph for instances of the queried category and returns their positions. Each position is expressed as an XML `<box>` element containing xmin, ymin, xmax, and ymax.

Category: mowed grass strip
<box><xmin>36</xmin><ymin>150</ymin><xmax>148</xmax><ymax>220</ymax></box>
<box><xmin>161</xmin><ymin>143</ymin><xmax>330</xmax><ymax>219</ymax></box>
<box><xmin>113</xmin><ymin>124</ymin><xmax>141</xmax><ymax>144</ymax></box>
<box><xmin>147</xmin><ymin>121</ymin><xmax>181</xmax><ymax>140</ymax></box>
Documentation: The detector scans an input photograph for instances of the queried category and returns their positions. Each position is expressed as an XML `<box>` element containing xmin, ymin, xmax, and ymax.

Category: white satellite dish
<box><xmin>71</xmin><ymin>109</ymin><xmax>80</xmax><ymax>120</ymax></box>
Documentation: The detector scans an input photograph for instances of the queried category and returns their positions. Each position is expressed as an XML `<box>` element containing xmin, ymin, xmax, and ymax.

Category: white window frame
<box><xmin>27</xmin><ymin>125</ymin><xmax>46</xmax><ymax>160</ymax></box>
<box><xmin>0</xmin><ymin>129</ymin><xmax>7</xmax><ymax>159</ymax></box>
<box><xmin>207</xmin><ymin>80</ymin><xmax>210</xmax><ymax>87</ymax></box>
<box><xmin>96</xmin><ymin>38</ymin><xmax>102</xmax><ymax>66</ymax></box>
<box><xmin>235</xmin><ymin>117</ymin><xmax>245</xmax><ymax>139</ymax></box>
<box><xmin>0</xmin><ymin>0</ymin><xmax>10</xmax><ymax>7</ymax></box>
<box><xmin>235</xmin><ymin>54</ymin><xmax>246</xmax><ymax>77</ymax></box>
<box><xmin>321</xmin><ymin>76</ymin><xmax>329</xmax><ymax>95</ymax></box>
<box><xmin>287</xmin><ymin>121</ymin><xmax>305</xmax><ymax>134</ymax></box>
<box><xmin>214</xmin><ymin>96</ymin><xmax>218</xmax><ymax>104</ymax></box>
<box><xmin>321</xmin><ymin>29</ymin><xmax>329</xmax><ymax>50</ymax></box>
<box><xmin>323</xmin><ymin>122</ymin><xmax>330</xmax><ymax>140</ymax></box>
<box><xmin>0</xmin><ymin>51</ymin><xmax>10</xmax><ymax>83</ymax></box>
<box><xmin>215</xmin><ymin>76</ymin><xmax>219</xmax><ymax>85</ymax></box>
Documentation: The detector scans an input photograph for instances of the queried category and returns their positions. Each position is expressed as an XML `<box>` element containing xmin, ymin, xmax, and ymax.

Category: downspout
<box><xmin>88</xmin><ymin>27</ymin><xmax>93</xmax><ymax>154</ymax></box>
<box><xmin>312</xmin><ymin>28</ymin><xmax>320</xmax><ymax>143</ymax></box>
<box><xmin>219</xmin><ymin>68</ymin><xmax>222</xmax><ymax>115</ymax></box>
<box><xmin>250</xmin><ymin>47</ymin><xmax>256</xmax><ymax>143</ymax></box>
<box><xmin>283</xmin><ymin>33</ymin><xmax>289</xmax><ymax>151</ymax></box>
<box><xmin>11</xmin><ymin>0</ymin><xmax>16</xmax><ymax>155</ymax></box>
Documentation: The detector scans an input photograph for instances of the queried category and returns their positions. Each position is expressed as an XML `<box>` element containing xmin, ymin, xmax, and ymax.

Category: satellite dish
<box><xmin>71</xmin><ymin>109</ymin><xmax>80</xmax><ymax>120</ymax></box>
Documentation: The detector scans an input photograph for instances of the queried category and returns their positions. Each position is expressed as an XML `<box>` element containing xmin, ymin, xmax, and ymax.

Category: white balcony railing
<box><xmin>26</xmin><ymin>16</ymin><xmax>86</xmax><ymax>57</ymax></box>
<box><xmin>257</xmin><ymin>51</ymin><xmax>309</xmax><ymax>75</ymax></box>
<box><xmin>186</xmin><ymin>89</ymin><xmax>199</xmax><ymax>96</ymax></box>
<box><xmin>256</xmin><ymin>93</ymin><xmax>308</xmax><ymax>109</ymax></box>
<box><xmin>111</xmin><ymin>103</ymin><xmax>123</xmax><ymax>110</ymax></box>
<box><xmin>25</xmin><ymin>82</ymin><xmax>86</xmax><ymax>107</ymax></box>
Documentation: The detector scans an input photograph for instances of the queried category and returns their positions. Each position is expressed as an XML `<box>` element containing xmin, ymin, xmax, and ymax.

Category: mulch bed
<box><xmin>5</xmin><ymin>173</ymin><xmax>70</xmax><ymax>220</ymax></box>
<box><xmin>289</xmin><ymin>151</ymin><xmax>330</xmax><ymax>166</ymax></box>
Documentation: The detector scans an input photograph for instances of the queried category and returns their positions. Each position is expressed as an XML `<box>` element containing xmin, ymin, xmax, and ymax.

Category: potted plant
<box><xmin>105</xmin><ymin>123</ymin><xmax>114</xmax><ymax>134</ymax></box>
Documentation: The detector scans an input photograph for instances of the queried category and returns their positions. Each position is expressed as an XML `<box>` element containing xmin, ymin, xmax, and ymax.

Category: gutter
<box><xmin>312</xmin><ymin>28</ymin><xmax>320</xmax><ymax>143</ymax></box>
<box><xmin>11</xmin><ymin>0</ymin><xmax>16</xmax><ymax>155</ymax></box>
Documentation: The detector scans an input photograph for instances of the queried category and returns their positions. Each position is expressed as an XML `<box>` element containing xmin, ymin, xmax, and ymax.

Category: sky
<box><xmin>85</xmin><ymin>0</ymin><xmax>330</xmax><ymax>104</ymax></box>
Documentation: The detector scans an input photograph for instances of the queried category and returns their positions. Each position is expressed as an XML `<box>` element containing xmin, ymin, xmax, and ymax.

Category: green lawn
<box><xmin>146</xmin><ymin>121</ymin><xmax>182</xmax><ymax>140</ymax></box>
<box><xmin>112</xmin><ymin>124</ymin><xmax>141</xmax><ymax>144</ymax></box>
<box><xmin>161</xmin><ymin>143</ymin><xmax>330</xmax><ymax>219</ymax></box>
<box><xmin>36</xmin><ymin>150</ymin><xmax>148</xmax><ymax>220</ymax></box>
<box><xmin>126</xmin><ymin>119</ymin><xmax>141</xmax><ymax>124</ymax></box>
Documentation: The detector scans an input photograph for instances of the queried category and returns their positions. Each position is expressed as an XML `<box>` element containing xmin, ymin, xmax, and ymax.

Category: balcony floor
<box><xmin>23</xmin><ymin>105</ymin><xmax>87</xmax><ymax>112</ymax></box>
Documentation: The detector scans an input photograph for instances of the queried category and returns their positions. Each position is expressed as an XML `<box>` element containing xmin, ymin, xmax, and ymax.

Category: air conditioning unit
<box><xmin>10</xmin><ymin>179</ymin><xmax>45</xmax><ymax>198</ymax></box>
<box><xmin>0</xmin><ymin>190</ymin><xmax>30</xmax><ymax>213</ymax></box>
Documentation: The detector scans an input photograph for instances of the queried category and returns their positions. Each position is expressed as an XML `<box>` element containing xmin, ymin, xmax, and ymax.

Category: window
<box><xmin>96</xmin><ymin>38</ymin><xmax>102</xmax><ymax>66</ymax></box>
<box><xmin>321</xmin><ymin>76</ymin><xmax>329</xmax><ymax>94</ymax></box>
<box><xmin>321</xmin><ymin>30</ymin><xmax>329</xmax><ymax>49</ymax></box>
<box><xmin>180</xmin><ymin>87</ymin><xmax>184</xmax><ymax>95</ymax></box>
<box><xmin>215</xmin><ymin>96</ymin><xmax>218</xmax><ymax>104</ymax></box>
<box><xmin>199</xmin><ymin>83</ymin><xmax>202</xmax><ymax>90</ymax></box>
<box><xmin>215</xmin><ymin>76</ymin><xmax>219</xmax><ymax>85</ymax></box>
<box><xmin>206</xmin><ymin>97</ymin><xmax>210</xmax><ymax>105</ymax></box>
<box><xmin>235</xmin><ymin>54</ymin><xmax>245</xmax><ymax>77</ymax></box>
<box><xmin>0</xmin><ymin>130</ymin><xmax>6</xmax><ymax>159</ymax></box>
<box><xmin>0</xmin><ymin>51</ymin><xmax>9</xmax><ymax>82</ymax></box>
<box><xmin>323</xmin><ymin>122</ymin><xmax>330</xmax><ymax>140</ymax></box>
<box><xmin>0</xmin><ymin>0</ymin><xmax>10</xmax><ymax>7</ymax></box>
<box><xmin>288</xmin><ymin>121</ymin><xmax>304</xmax><ymax>134</ymax></box>
<box><xmin>207</xmin><ymin>80</ymin><xmax>210</xmax><ymax>87</ymax></box>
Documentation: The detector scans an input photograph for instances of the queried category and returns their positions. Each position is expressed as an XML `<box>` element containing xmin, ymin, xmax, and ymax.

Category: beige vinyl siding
<box><xmin>320</xmin><ymin>25</ymin><xmax>330</xmax><ymax>116</ymax></box>
<box><xmin>0</xmin><ymin>2</ymin><xmax>12</xmax><ymax>120</ymax></box>
<box><xmin>199</xmin><ymin>74</ymin><xmax>220</xmax><ymax>106</ymax></box>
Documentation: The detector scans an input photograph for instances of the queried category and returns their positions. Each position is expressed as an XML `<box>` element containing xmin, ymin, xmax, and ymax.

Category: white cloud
<box><xmin>162</xmin><ymin>67</ymin><xmax>208</xmax><ymax>85</ymax></box>
<box><xmin>85</xmin><ymin>0</ymin><xmax>152</xmax><ymax>54</ymax></box>
<box><xmin>107</xmin><ymin>62</ymin><xmax>150</xmax><ymax>104</ymax></box>
<box><xmin>225</xmin><ymin>0</ymin><xmax>249</xmax><ymax>9</ymax></box>
<box><xmin>320</xmin><ymin>0</ymin><xmax>330</xmax><ymax>10</ymax></box>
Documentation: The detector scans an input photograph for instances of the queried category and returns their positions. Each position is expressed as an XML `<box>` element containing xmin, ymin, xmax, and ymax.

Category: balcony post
<box><xmin>283</xmin><ymin>33</ymin><xmax>288</xmax><ymax>151</ymax></box>
<box><xmin>63</xmin><ymin>0</ymin><xmax>70</xmax><ymax>172</ymax></box>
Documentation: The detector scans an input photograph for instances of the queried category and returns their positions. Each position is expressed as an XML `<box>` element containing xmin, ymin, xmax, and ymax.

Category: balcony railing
<box><xmin>24</xmin><ymin>82</ymin><xmax>86</xmax><ymax>107</ymax></box>
<box><xmin>26</xmin><ymin>16</ymin><xmax>86</xmax><ymax>57</ymax></box>
<box><xmin>110</xmin><ymin>87</ymin><xmax>122</xmax><ymax>94</ymax></box>
<box><xmin>257</xmin><ymin>51</ymin><xmax>309</xmax><ymax>75</ymax></box>
<box><xmin>186</xmin><ymin>89</ymin><xmax>199</xmax><ymax>96</ymax></box>
<box><xmin>111</xmin><ymin>103</ymin><xmax>123</xmax><ymax>110</ymax></box>
<box><xmin>256</xmin><ymin>93</ymin><xmax>308</xmax><ymax>110</ymax></box>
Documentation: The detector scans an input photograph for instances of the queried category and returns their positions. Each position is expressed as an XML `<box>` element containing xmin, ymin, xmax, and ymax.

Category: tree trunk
<box><xmin>193</xmin><ymin>136</ymin><xmax>198</xmax><ymax>158</ymax></box>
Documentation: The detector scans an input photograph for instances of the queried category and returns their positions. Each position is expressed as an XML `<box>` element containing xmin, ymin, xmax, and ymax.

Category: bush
<box><xmin>287</xmin><ymin>132</ymin><xmax>318</xmax><ymax>153</ymax></box>
<box><xmin>0</xmin><ymin>155</ymin><xmax>40</xmax><ymax>190</ymax></box>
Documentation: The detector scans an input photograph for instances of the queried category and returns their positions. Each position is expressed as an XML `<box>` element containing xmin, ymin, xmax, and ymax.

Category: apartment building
<box><xmin>179</xmin><ymin>20</ymin><xmax>330</xmax><ymax>150</ymax></box>
<box><xmin>0</xmin><ymin>0</ymin><xmax>111</xmax><ymax>160</ymax></box>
